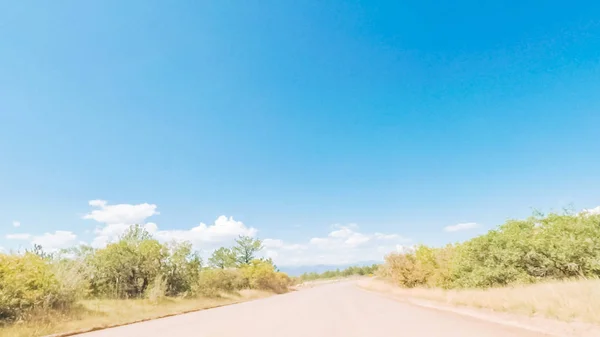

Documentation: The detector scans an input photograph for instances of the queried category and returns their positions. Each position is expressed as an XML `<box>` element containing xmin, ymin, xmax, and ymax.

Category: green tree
<box><xmin>163</xmin><ymin>241</ymin><xmax>202</xmax><ymax>295</ymax></box>
<box><xmin>89</xmin><ymin>225</ymin><xmax>166</xmax><ymax>298</ymax></box>
<box><xmin>208</xmin><ymin>247</ymin><xmax>237</xmax><ymax>269</ymax></box>
<box><xmin>233</xmin><ymin>236</ymin><xmax>263</xmax><ymax>265</ymax></box>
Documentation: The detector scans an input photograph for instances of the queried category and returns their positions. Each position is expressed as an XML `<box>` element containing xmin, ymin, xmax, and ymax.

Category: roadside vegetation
<box><xmin>0</xmin><ymin>225</ymin><xmax>291</xmax><ymax>337</ymax></box>
<box><xmin>361</xmin><ymin>277</ymin><xmax>600</xmax><ymax>324</ymax></box>
<box><xmin>376</xmin><ymin>211</ymin><xmax>600</xmax><ymax>323</ymax></box>
<box><xmin>297</xmin><ymin>264</ymin><xmax>379</xmax><ymax>282</ymax></box>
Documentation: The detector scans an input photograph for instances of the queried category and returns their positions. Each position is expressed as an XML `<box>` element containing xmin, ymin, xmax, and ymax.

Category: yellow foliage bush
<box><xmin>241</xmin><ymin>260</ymin><xmax>292</xmax><ymax>294</ymax></box>
<box><xmin>194</xmin><ymin>260</ymin><xmax>291</xmax><ymax>296</ymax></box>
<box><xmin>195</xmin><ymin>268</ymin><xmax>248</xmax><ymax>297</ymax></box>
<box><xmin>0</xmin><ymin>228</ymin><xmax>291</xmax><ymax>329</ymax></box>
<box><xmin>0</xmin><ymin>253</ymin><xmax>78</xmax><ymax>321</ymax></box>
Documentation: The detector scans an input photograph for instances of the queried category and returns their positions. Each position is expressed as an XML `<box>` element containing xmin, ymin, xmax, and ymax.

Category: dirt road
<box><xmin>80</xmin><ymin>281</ymin><xmax>548</xmax><ymax>337</ymax></box>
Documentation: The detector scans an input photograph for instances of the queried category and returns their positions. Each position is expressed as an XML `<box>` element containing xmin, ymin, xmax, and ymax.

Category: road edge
<box><xmin>355</xmin><ymin>280</ymin><xmax>600</xmax><ymax>337</ymax></box>
<box><xmin>41</xmin><ymin>294</ymin><xmax>273</xmax><ymax>337</ymax></box>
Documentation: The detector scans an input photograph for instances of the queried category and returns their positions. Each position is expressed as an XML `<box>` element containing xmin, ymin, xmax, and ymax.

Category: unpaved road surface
<box><xmin>80</xmin><ymin>281</ymin><xmax>548</xmax><ymax>337</ymax></box>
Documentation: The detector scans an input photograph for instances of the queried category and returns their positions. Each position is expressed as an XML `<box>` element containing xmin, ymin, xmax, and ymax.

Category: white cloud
<box><xmin>90</xmin><ymin>222</ymin><xmax>162</xmax><ymax>248</ymax></box>
<box><xmin>83</xmin><ymin>200</ymin><xmax>161</xmax><ymax>248</ymax></box>
<box><xmin>581</xmin><ymin>206</ymin><xmax>600</xmax><ymax>215</ymax></box>
<box><xmin>83</xmin><ymin>199</ymin><xmax>159</xmax><ymax>225</ymax></box>
<box><xmin>329</xmin><ymin>227</ymin><xmax>353</xmax><ymax>238</ymax></box>
<box><xmin>265</xmin><ymin>224</ymin><xmax>410</xmax><ymax>266</ymax></box>
<box><xmin>444</xmin><ymin>222</ymin><xmax>480</xmax><ymax>232</ymax></box>
<box><xmin>309</xmin><ymin>237</ymin><xmax>329</xmax><ymax>245</ymax></box>
<box><xmin>374</xmin><ymin>233</ymin><xmax>400</xmax><ymax>240</ymax></box>
<box><xmin>12</xmin><ymin>221</ymin><xmax>21</xmax><ymax>228</ymax></box>
<box><xmin>263</xmin><ymin>238</ymin><xmax>284</xmax><ymax>248</ymax></box>
<box><xmin>144</xmin><ymin>222</ymin><xmax>158</xmax><ymax>233</ymax></box>
<box><xmin>84</xmin><ymin>200</ymin><xmax>257</xmax><ymax>250</ymax></box>
<box><xmin>88</xmin><ymin>199</ymin><xmax>107</xmax><ymax>207</ymax></box>
<box><xmin>31</xmin><ymin>231</ymin><xmax>77</xmax><ymax>251</ymax></box>
<box><xmin>90</xmin><ymin>223</ymin><xmax>128</xmax><ymax>247</ymax></box>
<box><xmin>345</xmin><ymin>232</ymin><xmax>370</xmax><ymax>247</ymax></box>
<box><xmin>153</xmin><ymin>216</ymin><xmax>257</xmax><ymax>249</ymax></box>
<box><xmin>282</xmin><ymin>244</ymin><xmax>308</xmax><ymax>251</ymax></box>
<box><xmin>6</xmin><ymin>233</ymin><xmax>32</xmax><ymax>240</ymax></box>
<box><xmin>5</xmin><ymin>231</ymin><xmax>77</xmax><ymax>252</ymax></box>
<box><xmin>307</xmin><ymin>225</ymin><xmax>395</xmax><ymax>249</ymax></box>
<box><xmin>263</xmin><ymin>238</ymin><xmax>307</xmax><ymax>251</ymax></box>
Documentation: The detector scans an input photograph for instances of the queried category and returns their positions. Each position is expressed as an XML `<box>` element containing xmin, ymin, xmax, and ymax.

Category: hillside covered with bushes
<box><xmin>379</xmin><ymin>211</ymin><xmax>600</xmax><ymax>289</ymax></box>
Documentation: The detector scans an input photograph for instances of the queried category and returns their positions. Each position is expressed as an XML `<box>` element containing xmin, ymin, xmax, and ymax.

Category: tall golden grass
<box><xmin>0</xmin><ymin>289</ymin><xmax>271</xmax><ymax>337</ymax></box>
<box><xmin>360</xmin><ymin>278</ymin><xmax>600</xmax><ymax>324</ymax></box>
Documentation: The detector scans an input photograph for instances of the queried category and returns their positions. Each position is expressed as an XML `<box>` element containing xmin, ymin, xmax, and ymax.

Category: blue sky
<box><xmin>1</xmin><ymin>1</ymin><xmax>599</xmax><ymax>265</ymax></box>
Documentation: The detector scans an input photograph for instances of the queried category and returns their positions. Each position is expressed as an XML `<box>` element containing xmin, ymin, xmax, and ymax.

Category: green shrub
<box><xmin>0</xmin><ymin>226</ymin><xmax>292</xmax><ymax>326</ymax></box>
<box><xmin>382</xmin><ymin>251</ymin><xmax>427</xmax><ymax>288</ymax></box>
<box><xmin>49</xmin><ymin>258</ymin><xmax>90</xmax><ymax>306</ymax></box>
<box><xmin>531</xmin><ymin>213</ymin><xmax>600</xmax><ymax>278</ymax></box>
<box><xmin>162</xmin><ymin>241</ymin><xmax>202</xmax><ymax>297</ymax></box>
<box><xmin>195</xmin><ymin>269</ymin><xmax>247</xmax><ymax>297</ymax></box>
<box><xmin>87</xmin><ymin>226</ymin><xmax>167</xmax><ymax>298</ymax></box>
<box><xmin>450</xmin><ymin>221</ymin><xmax>536</xmax><ymax>288</ymax></box>
<box><xmin>241</xmin><ymin>259</ymin><xmax>291</xmax><ymax>294</ymax></box>
<box><xmin>381</xmin><ymin>212</ymin><xmax>600</xmax><ymax>290</ymax></box>
<box><xmin>0</xmin><ymin>253</ymin><xmax>77</xmax><ymax>321</ymax></box>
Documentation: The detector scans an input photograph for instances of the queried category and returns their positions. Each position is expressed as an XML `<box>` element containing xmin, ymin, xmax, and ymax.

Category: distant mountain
<box><xmin>278</xmin><ymin>260</ymin><xmax>381</xmax><ymax>276</ymax></box>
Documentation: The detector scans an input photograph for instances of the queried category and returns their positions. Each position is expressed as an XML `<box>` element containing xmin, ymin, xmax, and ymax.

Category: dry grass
<box><xmin>0</xmin><ymin>290</ymin><xmax>271</xmax><ymax>337</ymax></box>
<box><xmin>359</xmin><ymin>278</ymin><xmax>600</xmax><ymax>324</ymax></box>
